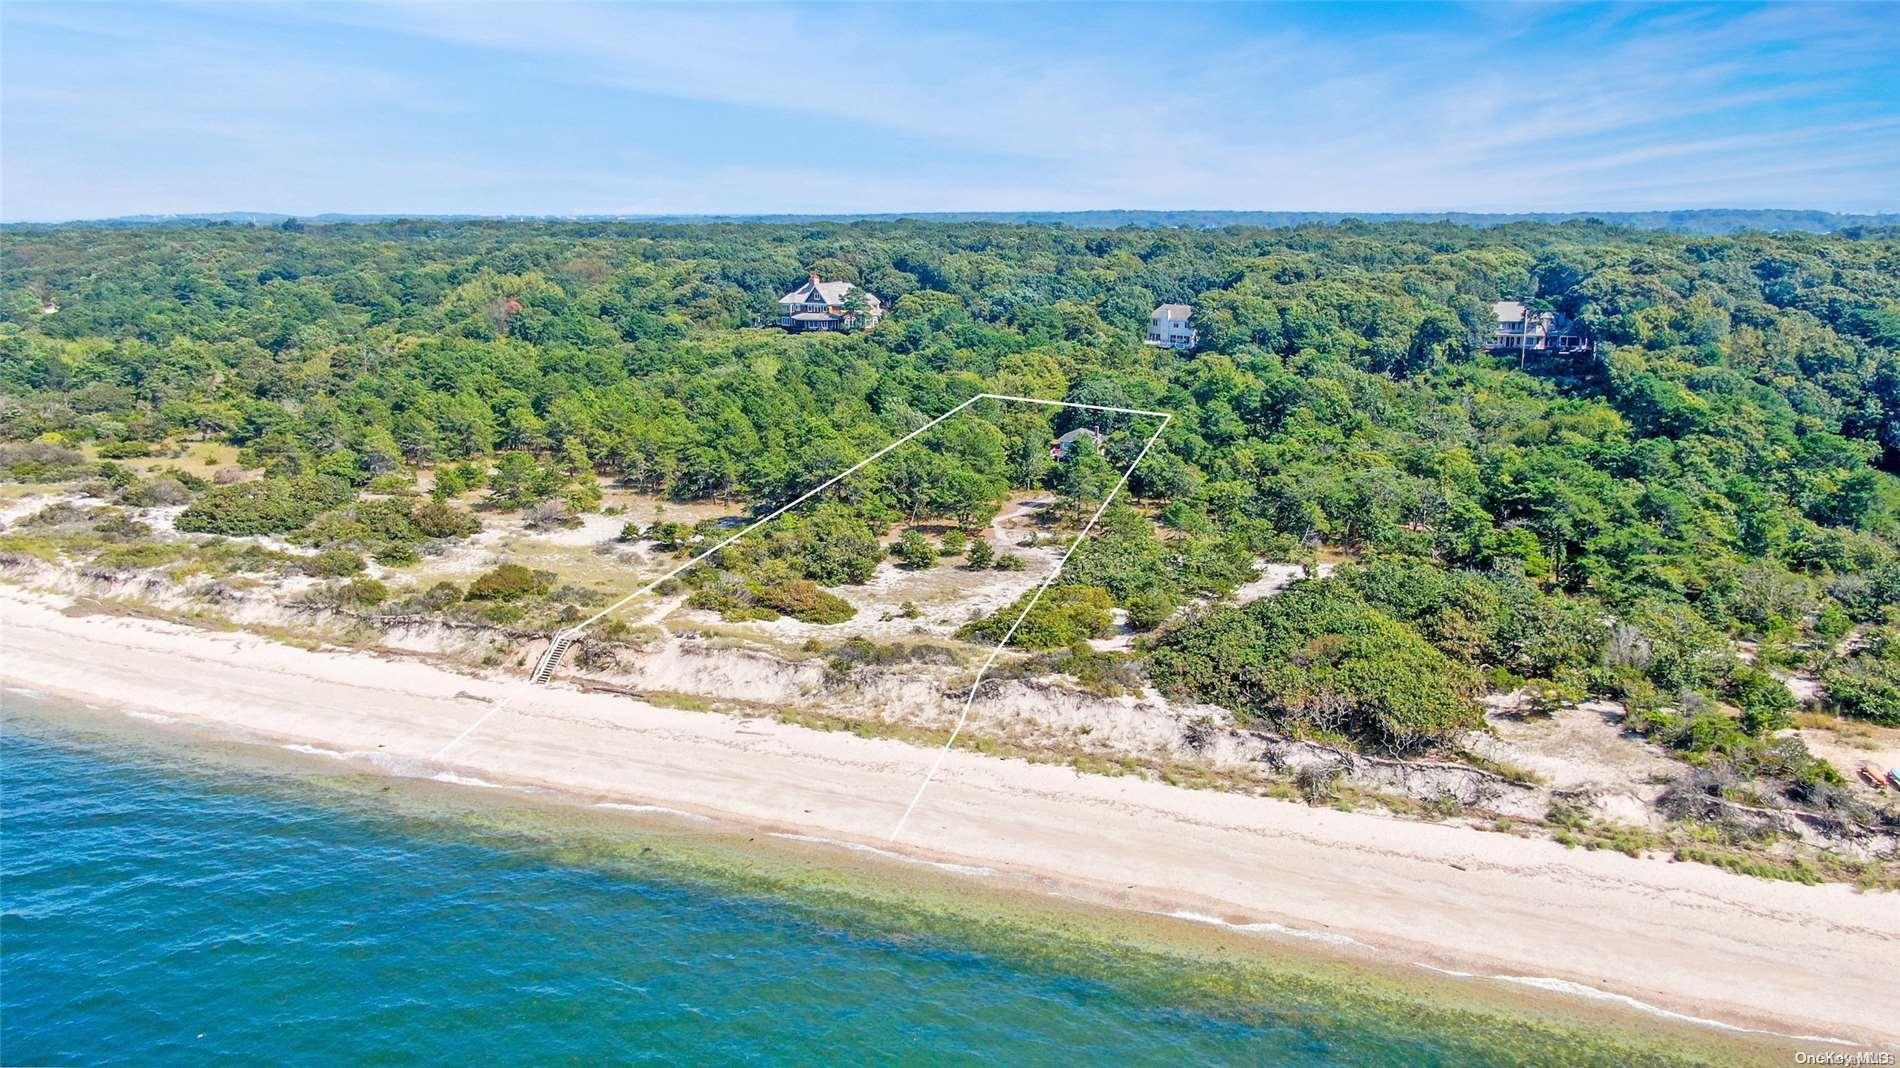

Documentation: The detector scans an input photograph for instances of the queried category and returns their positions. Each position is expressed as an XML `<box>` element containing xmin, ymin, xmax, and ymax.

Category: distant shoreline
<box><xmin>2</xmin><ymin>586</ymin><xmax>1895</xmax><ymax>1053</ymax></box>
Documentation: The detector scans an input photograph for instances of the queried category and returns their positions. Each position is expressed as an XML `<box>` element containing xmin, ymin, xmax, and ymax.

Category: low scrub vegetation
<box><xmin>176</xmin><ymin>475</ymin><xmax>354</xmax><ymax>536</ymax></box>
<box><xmin>688</xmin><ymin>574</ymin><xmax>856</xmax><ymax>624</ymax></box>
<box><xmin>466</xmin><ymin>563</ymin><xmax>553</xmax><ymax>602</ymax></box>
<box><xmin>959</xmin><ymin>585</ymin><xmax>1115</xmax><ymax>650</ymax></box>
<box><xmin>1149</xmin><ymin>581</ymin><xmax>1483</xmax><ymax>753</ymax></box>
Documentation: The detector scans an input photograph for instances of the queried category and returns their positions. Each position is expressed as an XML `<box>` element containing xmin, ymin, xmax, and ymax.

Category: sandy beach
<box><xmin>3</xmin><ymin>586</ymin><xmax>1895</xmax><ymax>1049</ymax></box>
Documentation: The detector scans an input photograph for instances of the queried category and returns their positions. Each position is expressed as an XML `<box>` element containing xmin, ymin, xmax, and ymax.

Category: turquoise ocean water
<box><xmin>1</xmin><ymin>697</ymin><xmax>1716</xmax><ymax>1065</ymax></box>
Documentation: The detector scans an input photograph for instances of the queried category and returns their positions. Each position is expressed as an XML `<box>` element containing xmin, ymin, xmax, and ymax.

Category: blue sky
<box><xmin>3</xmin><ymin>2</ymin><xmax>1896</xmax><ymax>221</ymax></box>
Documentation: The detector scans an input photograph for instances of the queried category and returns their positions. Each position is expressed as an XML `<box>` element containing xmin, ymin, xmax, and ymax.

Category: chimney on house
<box><xmin>809</xmin><ymin>271</ymin><xmax>821</xmax><ymax>284</ymax></box>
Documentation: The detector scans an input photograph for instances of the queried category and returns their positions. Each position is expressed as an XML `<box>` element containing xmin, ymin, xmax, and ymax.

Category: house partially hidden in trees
<box><xmin>1050</xmin><ymin>427</ymin><xmax>1106</xmax><ymax>460</ymax></box>
<box><xmin>1145</xmin><ymin>303</ymin><xmax>1197</xmax><ymax>350</ymax></box>
<box><xmin>777</xmin><ymin>273</ymin><xmax>882</xmax><ymax>332</ymax></box>
<box><xmin>1489</xmin><ymin>300</ymin><xmax>1591</xmax><ymax>356</ymax></box>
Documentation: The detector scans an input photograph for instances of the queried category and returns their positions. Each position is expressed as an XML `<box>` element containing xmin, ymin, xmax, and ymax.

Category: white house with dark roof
<box><xmin>1145</xmin><ymin>303</ymin><xmax>1196</xmax><ymax>350</ymax></box>
<box><xmin>777</xmin><ymin>272</ymin><xmax>882</xmax><ymax>332</ymax></box>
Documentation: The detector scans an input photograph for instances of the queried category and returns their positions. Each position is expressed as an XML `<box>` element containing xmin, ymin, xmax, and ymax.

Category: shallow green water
<box><xmin>0</xmin><ymin>694</ymin><xmax>1727</xmax><ymax>1065</ymax></box>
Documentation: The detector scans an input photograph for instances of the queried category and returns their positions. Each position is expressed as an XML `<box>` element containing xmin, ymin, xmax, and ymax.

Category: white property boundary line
<box><xmin>887</xmin><ymin>412</ymin><xmax>1168</xmax><ymax>840</ymax></box>
<box><xmin>431</xmin><ymin>393</ymin><xmax>1172</xmax><ymax>835</ymax></box>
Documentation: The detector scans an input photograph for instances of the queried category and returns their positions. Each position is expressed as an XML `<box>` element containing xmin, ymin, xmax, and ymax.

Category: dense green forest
<box><xmin>3</xmin><ymin>217</ymin><xmax>1898</xmax><ymax>760</ymax></box>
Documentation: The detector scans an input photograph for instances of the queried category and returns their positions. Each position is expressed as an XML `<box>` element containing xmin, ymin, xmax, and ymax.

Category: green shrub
<box><xmin>826</xmin><ymin>638</ymin><xmax>961</xmax><ymax>675</ymax></box>
<box><xmin>1148</xmin><ymin>580</ymin><xmax>1483</xmax><ymax>753</ymax></box>
<box><xmin>410</xmin><ymin>500</ymin><xmax>480</xmax><ymax>539</ymax></box>
<box><xmin>1023</xmin><ymin>645</ymin><xmax>1143</xmax><ymax>696</ymax></box>
<box><xmin>294</xmin><ymin>497</ymin><xmax>479</xmax><ymax>563</ymax></box>
<box><xmin>176</xmin><ymin>476</ymin><xmax>352</xmax><ymax>535</ymax></box>
<box><xmin>641</xmin><ymin>520</ymin><xmax>691</xmax><ymax>550</ymax></box>
<box><xmin>1628</xmin><ymin>707</ymin><xmax>1747</xmax><ymax>754</ymax></box>
<box><xmin>894</xmin><ymin>529</ymin><xmax>937</xmax><ymax>570</ymax></box>
<box><xmin>1064</xmin><ymin>502</ymin><xmax>1255</xmax><ymax>606</ymax></box>
<box><xmin>1124</xmin><ymin>588</ymin><xmax>1178</xmax><ymax>631</ymax></box>
<box><xmin>479</xmin><ymin>602</ymin><xmax>525</xmax><ymax>625</ymax></box>
<box><xmin>1822</xmin><ymin>632</ymin><xmax>1900</xmax><ymax>725</ymax></box>
<box><xmin>297</xmin><ymin>498</ymin><xmax>411</xmax><ymax>548</ymax></box>
<box><xmin>686</xmin><ymin>583</ymin><xmax>778</xmax><ymax>622</ymax></box>
<box><xmin>1336</xmin><ymin>559</ymin><xmax>1605</xmax><ymax>679</ymax></box>
<box><xmin>548</xmin><ymin>583</ymin><xmax>605</xmax><ymax>606</ymax></box>
<box><xmin>94</xmin><ymin>462</ymin><xmax>138</xmax><ymax>490</ymax></box>
<box><xmin>757</xmin><ymin>579</ymin><xmax>856</xmax><ymax>624</ymax></box>
<box><xmin>365</xmin><ymin>473</ymin><xmax>414</xmax><ymax>494</ymax></box>
<box><xmin>1621</xmin><ymin>601</ymin><xmax>1737</xmax><ymax>693</ymax></box>
<box><xmin>385</xmin><ymin>581</ymin><xmax>464</xmax><ymax>614</ymax></box>
<box><xmin>339</xmin><ymin>577</ymin><xmax>389</xmax><ymax>607</ymax></box>
<box><xmin>466</xmin><ymin>563</ymin><xmax>550</xmax><ymax>601</ymax></box>
<box><xmin>776</xmin><ymin>503</ymin><xmax>882</xmax><ymax>585</ymax></box>
<box><xmin>306</xmin><ymin>548</ymin><xmax>366</xmax><ymax>577</ymax></box>
<box><xmin>92</xmin><ymin>511</ymin><xmax>152</xmax><ymax>541</ymax></box>
<box><xmin>118</xmin><ymin>476</ymin><xmax>193</xmax><ymax>508</ymax></box>
<box><xmin>966</xmin><ymin>538</ymin><xmax>996</xmax><ymax>569</ymax></box>
<box><xmin>430</xmin><ymin>465</ymin><xmax>470</xmax><ymax>502</ymax></box>
<box><xmin>374</xmin><ymin>543</ymin><xmax>422</xmax><ymax>567</ymax></box>
<box><xmin>939</xmin><ymin>529</ymin><xmax>967</xmax><ymax>557</ymax></box>
<box><xmin>959</xmin><ymin>585</ymin><xmax>1114</xmax><ymax>650</ymax></box>
<box><xmin>1628</xmin><ymin>703</ymin><xmax>1842</xmax><ymax>795</ymax></box>
<box><xmin>1727</xmin><ymin>665</ymin><xmax>1796</xmax><ymax>734</ymax></box>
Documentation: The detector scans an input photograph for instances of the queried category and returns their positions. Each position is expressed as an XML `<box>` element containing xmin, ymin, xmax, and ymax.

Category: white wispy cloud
<box><xmin>3</xmin><ymin>1</ymin><xmax>1895</xmax><ymax>218</ymax></box>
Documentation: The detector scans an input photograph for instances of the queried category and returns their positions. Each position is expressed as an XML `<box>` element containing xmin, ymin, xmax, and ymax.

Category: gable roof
<box><xmin>1153</xmin><ymin>303</ymin><xmax>1193</xmax><ymax>320</ymax></box>
<box><xmin>779</xmin><ymin>276</ymin><xmax>881</xmax><ymax>309</ymax></box>
<box><xmin>1053</xmin><ymin>428</ymin><xmax>1104</xmax><ymax>445</ymax></box>
<box><xmin>1495</xmin><ymin>300</ymin><xmax>1569</xmax><ymax>328</ymax></box>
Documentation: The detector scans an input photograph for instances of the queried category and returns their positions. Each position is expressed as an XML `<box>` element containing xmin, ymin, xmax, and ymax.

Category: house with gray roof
<box><xmin>1489</xmin><ymin>300</ymin><xmax>1590</xmax><ymax>357</ymax></box>
<box><xmin>778</xmin><ymin>272</ymin><xmax>883</xmax><ymax>332</ymax></box>
<box><xmin>1050</xmin><ymin>427</ymin><xmax>1106</xmax><ymax>460</ymax></box>
<box><xmin>1145</xmin><ymin>303</ymin><xmax>1197</xmax><ymax>350</ymax></box>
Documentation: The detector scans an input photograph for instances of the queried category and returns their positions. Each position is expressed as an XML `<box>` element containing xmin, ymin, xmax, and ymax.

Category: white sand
<box><xmin>2</xmin><ymin>587</ymin><xmax>1894</xmax><ymax>1047</ymax></box>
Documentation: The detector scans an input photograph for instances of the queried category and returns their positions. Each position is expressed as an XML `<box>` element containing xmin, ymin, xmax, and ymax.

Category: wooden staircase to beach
<box><xmin>530</xmin><ymin>631</ymin><xmax>578</xmax><ymax>685</ymax></box>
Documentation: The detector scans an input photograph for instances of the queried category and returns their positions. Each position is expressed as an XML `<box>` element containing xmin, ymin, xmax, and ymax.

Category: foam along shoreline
<box><xmin>2</xmin><ymin>586</ymin><xmax>1896</xmax><ymax>1050</ymax></box>
<box><xmin>1406</xmin><ymin>965</ymin><xmax>1862</xmax><ymax>1047</ymax></box>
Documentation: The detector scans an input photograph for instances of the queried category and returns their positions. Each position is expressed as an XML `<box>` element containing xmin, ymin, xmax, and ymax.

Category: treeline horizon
<box><xmin>7</xmin><ymin>208</ymin><xmax>1899</xmax><ymax>236</ymax></box>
